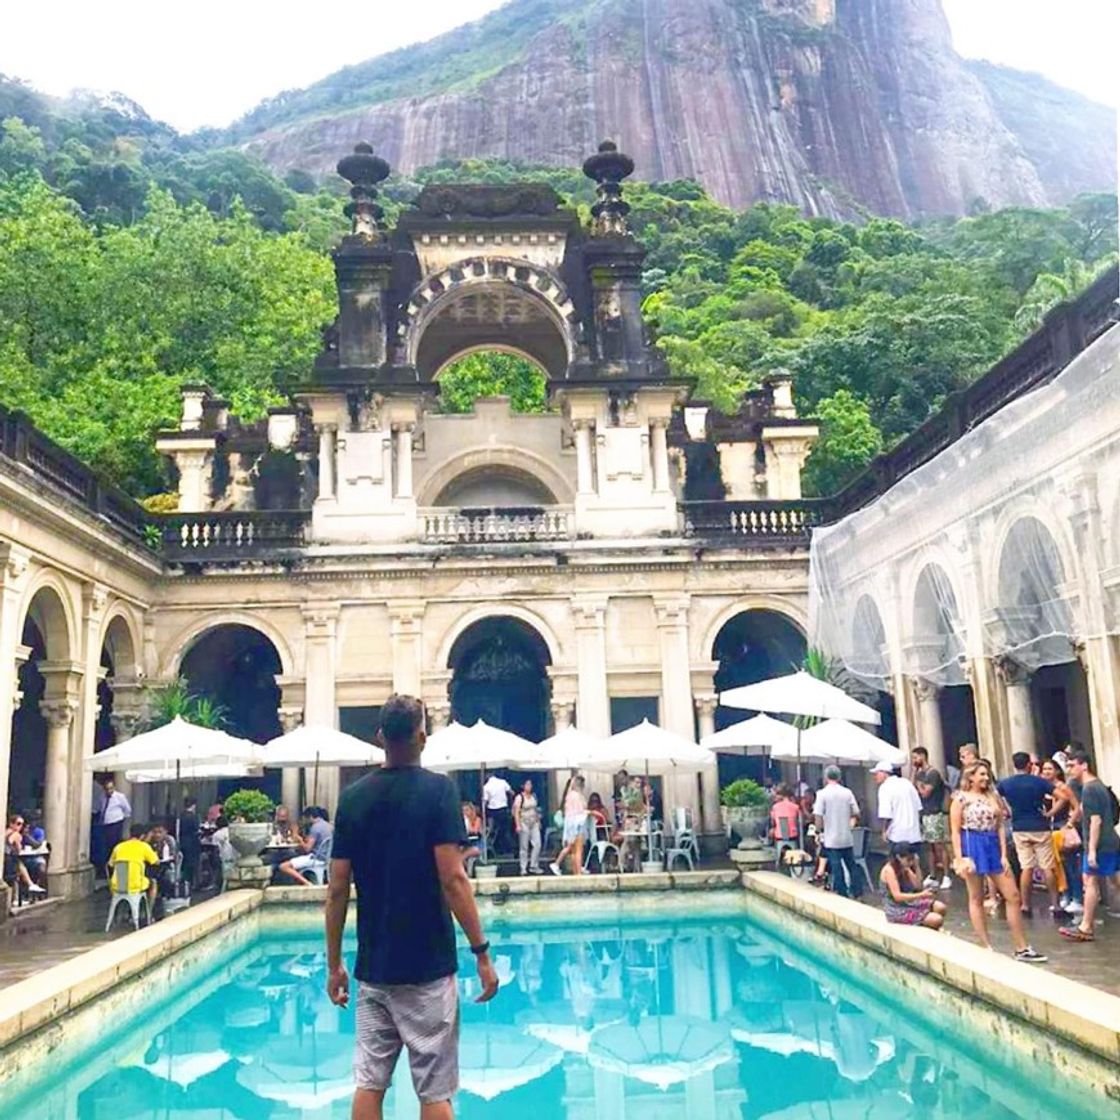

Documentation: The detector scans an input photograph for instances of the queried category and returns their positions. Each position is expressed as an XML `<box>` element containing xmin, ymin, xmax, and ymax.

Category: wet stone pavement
<box><xmin>1</xmin><ymin>871</ymin><xmax>1119</xmax><ymax>997</ymax></box>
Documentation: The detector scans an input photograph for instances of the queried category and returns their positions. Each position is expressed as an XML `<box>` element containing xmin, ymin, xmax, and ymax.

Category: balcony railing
<box><xmin>680</xmin><ymin>500</ymin><xmax>827</xmax><ymax>546</ymax></box>
<box><xmin>420</xmin><ymin>506</ymin><xmax>575</xmax><ymax>545</ymax></box>
<box><xmin>159</xmin><ymin>511</ymin><xmax>310</xmax><ymax>562</ymax></box>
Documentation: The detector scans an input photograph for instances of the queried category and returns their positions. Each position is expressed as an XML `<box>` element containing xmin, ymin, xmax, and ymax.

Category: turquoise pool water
<box><xmin>2</xmin><ymin>909</ymin><xmax>1104</xmax><ymax>1120</ymax></box>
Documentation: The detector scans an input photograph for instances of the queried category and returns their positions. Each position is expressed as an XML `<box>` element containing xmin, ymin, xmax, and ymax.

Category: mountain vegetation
<box><xmin>0</xmin><ymin>78</ymin><xmax>1115</xmax><ymax>500</ymax></box>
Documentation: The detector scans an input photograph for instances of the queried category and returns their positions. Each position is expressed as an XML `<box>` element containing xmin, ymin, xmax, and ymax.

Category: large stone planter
<box><xmin>227</xmin><ymin>822</ymin><xmax>272</xmax><ymax>888</ymax></box>
<box><xmin>723</xmin><ymin>806</ymin><xmax>768</xmax><ymax>847</ymax></box>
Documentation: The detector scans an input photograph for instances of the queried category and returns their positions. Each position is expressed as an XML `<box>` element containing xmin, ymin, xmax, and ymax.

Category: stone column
<box><xmin>994</xmin><ymin>655</ymin><xmax>1037</xmax><ymax>761</ymax></box>
<box><xmin>174</xmin><ymin>448</ymin><xmax>213</xmax><ymax>513</ymax></box>
<box><xmin>650</xmin><ymin>419</ymin><xmax>670</xmax><ymax>493</ymax></box>
<box><xmin>40</xmin><ymin>694</ymin><xmax>80</xmax><ymax>897</ymax></box>
<box><xmin>278</xmin><ymin>705</ymin><xmax>303</xmax><ymax>813</ymax></box>
<box><xmin>572</xmin><ymin>597</ymin><xmax>610</xmax><ymax>737</ymax></box>
<box><xmin>394</xmin><ymin>424</ymin><xmax>414</xmax><ymax>500</ymax></box>
<box><xmin>653</xmin><ymin>596</ymin><xmax>698</xmax><ymax>828</ymax></box>
<box><xmin>912</xmin><ymin>678</ymin><xmax>945</xmax><ymax>772</ymax></box>
<box><xmin>109</xmin><ymin>710</ymin><xmax>146</xmax><ymax>823</ymax></box>
<box><xmin>427</xmin><ymin>702</ymin><xmax>451</xmax><ymax>732</ymax></box>
<box><xmin>317</xmin><ymin>425</ymin><xmax>337</xmax><ymax>501</ymax></box>
<box><xmin>302</xmin><ymin>605</ymin><xmax>340</xmax><ymax>814</ymax></box>
<box><xmin>0</xmin><ymin>546</ymin><xmax>30</xmax><ymax>856</ymax></box>
<box><xmin>694</xmin><ymin>694</ymin><xmax>723</xmax><ymax>843</ymax></box>
<box><xmin>389</xmin><ymin>601</ymin><xmax>424</xmax><ymax>696</ymax></box>
<box><xmin>573</xmin><ymin>421</ymin><xmax>595</xmax><ymax>495</ymax></box>
<box><xmin>73</xmin><ymin>585</ymin><xmax>109</xmax><ymax>884</ymax></box>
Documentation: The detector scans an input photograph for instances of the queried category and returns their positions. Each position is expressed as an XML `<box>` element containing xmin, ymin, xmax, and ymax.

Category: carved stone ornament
<box><xmin>992</xmin><ymin>654</ymin><xmax>1030</xmax><ymax>687</ymax></box>
<box><xmin>911</xmin><ymin>677</ymin><xmax>940</xmax><ymax>703</ymax></box>
<box><xmin>278</xmin><ymin>706</ymin><xmax>304</xmax><ymax>734</ymax></box>
<box><xmin>336</xmin><ymin>142</ymin><xmax>390</xmax><ymax>240</ymax></box>
<box><xmin>583</xmin><ymin>140</ymin><xmax>635</xmax><ymax>236</ymax></box>
<box><xmin>40</xmin><ymin>697</ymin><xmax>79</xmax><ymax>728</ymax></box>
<box><xmin>694</xmin><ymin>694</ymin><xmax>719</xmax><ymax>719</ymax></box>
<box><xmin>414</xmin><ymin>183</ymin><xmax>562</xmax><ymax>219</ymax></box>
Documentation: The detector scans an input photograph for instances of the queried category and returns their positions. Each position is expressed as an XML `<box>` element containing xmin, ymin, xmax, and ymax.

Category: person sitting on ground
<box><xmin>949</xmin><ymin>761</ymin><xmax>1047</xmax><ymax>962</ymax></box>
<box><xmin>1059</xmin><ymin>748</ymin><xmax>1120</xmax><ymax>944</ymax></box>
<box><xmin>279</xmin><ymin>806</ymin><xmax>334</xmax><ymax>886</ymax></box>
<box><xmin>880</xmin><ymin>844</ymin><xmax>947</xmax><ymax>929</ymax></box>
<box><xmin>108</xmin><ymin>822</ymin><xmax>159</xmax><ymax>911</ymax></box>
<box><xmin>4</xmin><ymin>813</ymin><xmax>45</xmax><ymax>900</ymax></box>
<box><xmin>769</xmin><ymin>785</ymin><xmax>801</xmax><ymax>843</ymax></box>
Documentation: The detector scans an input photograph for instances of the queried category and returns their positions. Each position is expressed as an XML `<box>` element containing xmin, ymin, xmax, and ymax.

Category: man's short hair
<box><xmin>129</xmin><ymin>822</ymin><xmax>147</xmax><ymax>839</ymax></box>
<box><xmin>824</xmin><ymin>765</ymin><xmax>842</xmax><ymax>781</ymax></box>
<box><xmin>304</xmin><ymin>805</ymin><xmax>328</xmax><ymax>821</ymax></box>
<box><xmin>911</xmin><ymin>747</ymin><xmax>928</xmax><ymax>761</ymax></box>
<box><xmin>380</xmin><ymin>694</ymin><xmax>425</xmax><ymax>746</ymax></box>
<box><xmin>1068</xmin><ymin>747</ymin><xmax>1093</xmax><ymax>769</ymax></box>
<box><xmin>1012</xmin><ymin>751</ymin><xmax>1031</xmax><ymax>771</ymax></box>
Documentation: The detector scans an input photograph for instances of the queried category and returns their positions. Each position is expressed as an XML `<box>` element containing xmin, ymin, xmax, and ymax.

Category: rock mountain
<box><xmin>232</xmin><ymin>0</ymin><xmax>1115</xmax><ymax>219</ymax></box>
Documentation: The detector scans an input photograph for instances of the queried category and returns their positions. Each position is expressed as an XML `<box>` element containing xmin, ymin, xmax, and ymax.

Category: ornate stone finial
<box><xmin>583</xmin><ymin>140</ymin><xmax>635</xmax><ymax>236</ymax></box>
<box><xmin>336</xmin><ymin>142</ymin><xmax>390</xmax><ymax>240</ymax></box>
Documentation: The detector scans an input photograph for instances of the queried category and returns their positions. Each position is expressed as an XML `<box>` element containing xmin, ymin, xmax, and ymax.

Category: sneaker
<box><xmin>28</xmin><ymin>884</ymin><xmax>46</xmax><ymax>894</ymax></box>
<box><xmin>549</xmin><ymin>862</ymin><xmax>561</xmax><ymax>876</ymax></box>
<box><xmin>939</xmin><ymin>876</ymin><xmax>952</xmax><ymax>890</ymax></box>
<box><xmin>1014</xmin><ymin>947</ymin><xmax>1049</xmax><ymax>963</ymax></box>
<box><xmin>922</xmin><ymin>875</ymin><xmax>938</xmax><ymax>889</ymax></box>
<box><xmin>1066</xmin><ymin>900</ymin><xmax>1084</xmax><ymax>915</ymax></box>
<box><xmin>1050</xmin><ymin>905</ymin><xmax>1069</xmax><ymax>919</ymax></box>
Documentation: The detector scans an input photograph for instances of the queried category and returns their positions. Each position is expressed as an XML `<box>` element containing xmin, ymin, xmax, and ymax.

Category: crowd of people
<box><xmin>763</xmin><ymin>739</ymin><xmax>1120</xmax><ymax>962</ymax></box>
<box><xmin>459</xmin><ymin>769</ymin><xmax>667</xmax><ymax>877</ymax></box>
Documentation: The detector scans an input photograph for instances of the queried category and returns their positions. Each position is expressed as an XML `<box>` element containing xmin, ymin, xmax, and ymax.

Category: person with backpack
<box><xmin>1060</xmin><ymin>748</ymin><xmax>1120</xmax><ymax>943</ymax></box>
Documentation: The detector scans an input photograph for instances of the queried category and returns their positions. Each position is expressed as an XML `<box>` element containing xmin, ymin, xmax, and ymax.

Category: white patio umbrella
<box><xmin>424</xmin><ymin>720</ymin><xmax>541</xmax><ymax>864</ymax></box>
<box><xmin>262</xmin><ymin>725</ymin><xmax>385</xmax><ymax>805</ymax></box>
<box><xmin>720</xmin><ymin>672</ymin><xmax>881</xmax><ymax>782</ymax></box>
<box><xmin>701</xmin><ymin>713</ymin><xmax>800</xmax><ymax>755</ymax></box>
<box><xmin>89</xmin><ymin>717</ymin><xmax>261</xmax><ymax>836</ymax></box>
<box><xmin>797</xmin><ymin>719</ymin><xmax>905</xmax><ymax>768</ymax></box>
<box><xmin>459</xmin><ymin>1022</ymin><xmax>563</xmax><ymax>1101</ymax></box>
<box><xmin>529</xmin><ymin>725</ymin><xmax>609</xmax><ymax>771</ymax></box>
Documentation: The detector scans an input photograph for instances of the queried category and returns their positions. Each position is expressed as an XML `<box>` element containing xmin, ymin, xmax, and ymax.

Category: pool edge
<box><xmin>742</xmin><ymin>870</ymin><xmax>1120</xmax><ymax>1068</ymax></box>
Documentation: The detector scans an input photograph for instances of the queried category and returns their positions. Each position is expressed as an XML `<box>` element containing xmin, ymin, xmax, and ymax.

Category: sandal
<box><xmin>1058</xmin><ymin>926</ymin><xmax>1095</xmax><ymax>942</ymax></box>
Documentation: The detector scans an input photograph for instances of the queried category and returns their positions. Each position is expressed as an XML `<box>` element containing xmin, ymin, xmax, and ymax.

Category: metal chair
<box><xmin>773</xmin><ymin>814</ymin><xmax>802</xmax><ymax>875</ymax></box>
<box><xmin>584</xmin><ymin>824</ymin><xmax>620</xmax><ymax>873</ymax></box>
<box><xmin>671</xmin><ymin>806</ymin><xmax>701</xmax><ymax>864</ymax></box>
<box><xmin>105</xmin><ymin>861</ymin><xmax>150</xmax><ymax>931</ymax></box>
<box><xmin>303</xmin><ymin>837</ymin><xmax>332</xmax><ymax>885</ymax></box>
<box><xmin>852</xmin><ymin>827</ymin><xmax>873</xmax><ymax>894</ymax></box>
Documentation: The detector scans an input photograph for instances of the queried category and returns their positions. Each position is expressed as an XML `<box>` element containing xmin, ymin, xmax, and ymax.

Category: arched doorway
<box><xmin>435</xmin><ymin>348</ymin><xmax>549</xmax><ymax>416</ymax></box>
<box><xmin>447</xmin><ymin>616</ymin><xmax>553</xmax><ymax>835</ymax></box>
<box><xmin>179</xmin><ymin>624</ymin><xmax>283</xmax><ymax>801</ymax></box>
<box><xmin>10</xmin><ymin>616</ymin><xmax>48</xmax><ymax>821</ymax></box>
<box><xmin>849</xmin><ymin>596</ymin><xmax>898</xmax><ymax>745</ymax></box>
<box><xmin>911</xmin><ymin>564</ymin><xmax>977</xmax><ymax>766</ymax></box>
<box><xmin>993</xmin><ymin>517</ymin><xmax>1091</xmax><ymax>757</ymax></box>
<box><xmin>712</xmin><ymin>609</ymin><xmax>806</xmax><ymax>785</ymax></box>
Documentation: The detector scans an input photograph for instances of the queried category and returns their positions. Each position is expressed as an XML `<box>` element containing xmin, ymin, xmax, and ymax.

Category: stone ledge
<box><xmin>0</xmin><ymin>890</ymin><xmax>264</xmax><ymax>1053</ymax></box>
<box><xmin>742</xmin><ymin>871</ymin><xmax>1120</xmax><ymax>1066</ymax></box>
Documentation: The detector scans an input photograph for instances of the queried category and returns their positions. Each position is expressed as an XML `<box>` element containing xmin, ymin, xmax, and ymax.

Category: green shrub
<box><xmin>223</xmin><ymin>789</ymin><xmax>275</xmax><ymax>823</ymax></box>
<box><xmin>720</xmin><ymin>778</ymin><xmax>769</xmax><ymax>809</ymax></box>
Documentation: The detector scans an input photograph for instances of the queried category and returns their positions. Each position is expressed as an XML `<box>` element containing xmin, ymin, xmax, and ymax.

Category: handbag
<box><xmin>1060</xmin><ymin>825</ymin><xmax>1082</xmax><ymax>852</ymax></box>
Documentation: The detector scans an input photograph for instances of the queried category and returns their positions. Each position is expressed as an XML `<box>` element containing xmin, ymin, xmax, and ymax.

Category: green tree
<box><xmin>801</xmin><ymin>390</ymin><xmax>883</xmax><ymax>496</ymax></box>
<box><xmin>437</xmin><ymin>351</ymin><xmax>548</xmax><ymax>414</ymax></box>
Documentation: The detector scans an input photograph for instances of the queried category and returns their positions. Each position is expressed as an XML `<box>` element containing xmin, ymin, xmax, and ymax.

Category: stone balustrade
<box><xmin>419</xmin><ymin>506</ymin><xmax>576</xmax><ymax>544</ymax></box>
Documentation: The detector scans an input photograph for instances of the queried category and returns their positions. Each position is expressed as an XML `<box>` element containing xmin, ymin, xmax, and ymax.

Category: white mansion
<box><xmin>1</xmin><ymin>141</ymin><xmax>1117</xmax><ymax>903</ymax></box>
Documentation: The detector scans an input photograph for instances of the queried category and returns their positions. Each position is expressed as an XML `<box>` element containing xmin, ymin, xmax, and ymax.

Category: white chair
<box><xmin>773</xmin><ymin>814</ymin><xmax>803</xmax><ymax>875</ymax></box>
<box><xmin>671</xmin><ymin>807</ymin><xmax>701</xmax><ymax>864</ymax></box>
<box><xmin>584</xmin><ymin>824</ymin><xmax>620</xmax><ymax>873</ymax></box>
<box><xmin>105</xmin><ymin>861</ymin><xmax>151</xmax><ymax>931</ymax></box>
<box><xmin>852</xmin><ymin>827</ymin><xmax>873</xmax><ymax>894</ymax></box>
<box><xmin>303</xmin><ymin>837</ymin><xmax>332</xmax><ymax>885</ymax></box>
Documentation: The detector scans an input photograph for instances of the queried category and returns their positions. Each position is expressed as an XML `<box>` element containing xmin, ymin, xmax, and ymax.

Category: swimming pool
<box><xmin>0</xmin><ymin>900</ymin><xmax>1111</xmax><ymax>1120</ymax></box>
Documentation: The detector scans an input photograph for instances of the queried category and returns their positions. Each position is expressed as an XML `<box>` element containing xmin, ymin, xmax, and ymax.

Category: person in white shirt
<box><xmin>873</xmin><ymin>760</ymin><xmax>922</xmax><ymax>853</ymax></box>
<box><xmin>99</xmin><ymin>778</ymin><xmax>132</xmax><ymax>854</ymax></box>
<box><xmin>482</xmin><ymin>773</ymin><xmax>514</xmax><ymax>855</ymax></box>
<box><xmin>90</xmin><ymin>780</ymin><xmax>108</xmax><ymax>869</ymax></box>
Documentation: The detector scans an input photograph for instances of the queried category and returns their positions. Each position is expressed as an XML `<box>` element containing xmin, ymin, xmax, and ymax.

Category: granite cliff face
<box><xmin>237</xmin><ymin>0</ymin><xmax>1115</xmax><ymax>218</ymax></box>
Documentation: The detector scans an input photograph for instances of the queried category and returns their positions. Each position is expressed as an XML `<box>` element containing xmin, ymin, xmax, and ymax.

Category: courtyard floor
<box><xmin>2</xmin><ymin>867</ymin><xmax>1119</xmax><ymax>997</ymax></box>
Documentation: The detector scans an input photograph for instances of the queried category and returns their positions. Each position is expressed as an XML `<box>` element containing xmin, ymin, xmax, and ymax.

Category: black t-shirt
<box><xmin>916</xmin><ymin>768</ymin><xmax>946</xmax><ymax>815</ymax></box>
<box><xmin>996</xmin><ymin>774</ymin><xmax>1053</xmax><ymax>833</ymax></box>
<box><xmin>332</xmin><ymin>766</ymin><xmax>466</xmax><ymax>985</ymax></box>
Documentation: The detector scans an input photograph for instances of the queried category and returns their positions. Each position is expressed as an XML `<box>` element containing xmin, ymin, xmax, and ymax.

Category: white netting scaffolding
<box><xmin>809</xmin><ymin>323</ymin><xmax>1120</xmax><ymax>689</ymax></box>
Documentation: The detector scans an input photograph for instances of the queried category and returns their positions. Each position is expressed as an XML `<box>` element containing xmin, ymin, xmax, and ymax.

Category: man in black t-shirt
<box><xmin>327</xmin><ymin>694</ymin><xmax>498</xmax><ymax>1120</ymax></box>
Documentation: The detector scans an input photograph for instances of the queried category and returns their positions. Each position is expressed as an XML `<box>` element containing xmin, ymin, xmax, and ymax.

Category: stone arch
<box><xmin>988</xmin><ymin>499</ymin><xmax>1078</xmax><ymax>606</ymax></box>
<box><xmin>100</xmin><ymin>606</ymin><xmax>142</xmax><ymax>681</ymax></box>
<box><xmin>19</xmin><ymin>571</ymin><xmax>77</xmax><ymax>662</ymax></box>
<box><xmin>850</xmin><ymin>594</ymin><xmax>890</xmax><ymax>680</ymax></box>
<box><xmin>436</xmin><ymin>604</ymin><xmax>563</xmax><ymax>671</ymax></box>
<box><xmin>909</xmin><ymin>560</ymin><xmax>966</xmax><ymax>677</ymax></box>
<box><xmin>401</xmin><ymin>259</ymin><xmax>577</xmax><ymax>380</ymax></box>
<box><xmin>159</xmin><ymin>611</ymin><xmax>296</xmax><ymax>680</ymax></box>
<box><xmin>699</xmin><ymin>597</ymin><xmax>808</xmax><ymax>665</ymax></box>
<box><xmin>417</xmin><ymin>446</ymin><xmax>575</xmax><ymax>508</ymax></box>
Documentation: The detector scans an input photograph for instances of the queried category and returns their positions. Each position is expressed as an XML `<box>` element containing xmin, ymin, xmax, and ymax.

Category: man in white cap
<box><xmin>872</xmin><ymin>760</ymin><xmax>923</xmax><ymax>854</ymax></box>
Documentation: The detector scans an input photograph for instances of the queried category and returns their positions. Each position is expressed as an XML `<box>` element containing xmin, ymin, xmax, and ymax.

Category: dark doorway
<box><xmin>712</xmin><ymin>610</ymin><xmax>806</xmax><ymax>787</ymax></box>
<box><xmin>448</xmin><ymin>616</ymin><xmax>552</xmax><ymax>823</ymax></box>
<box><xmin>940</xmin><ymin>685</ymin><xmax>979</xmax><ymax>764</ymax></box>
<box><xmin>180</xmin><ymin>624</ymin><xmax>283</xmax><ymax>801</ymax></box>
<box><xmin>9</xmin><ymin>618</ymin><xmax>47</xmax><ymax>820</ymax></box>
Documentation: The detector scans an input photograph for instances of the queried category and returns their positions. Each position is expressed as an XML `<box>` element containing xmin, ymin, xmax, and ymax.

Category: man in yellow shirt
<box><xmin>107</xmin><ymin>823</ymin><xmax>159</xmax><ymax>909</ymax></box>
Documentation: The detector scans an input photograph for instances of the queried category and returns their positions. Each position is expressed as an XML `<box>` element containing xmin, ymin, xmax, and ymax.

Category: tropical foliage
<box><xmin>144</xmin><ymin>677</ymin><xmax>228</xmax><ymax>730</ymax></box>
<box><xmin>720</xmin><ymin>778</ymin><xmax>769</xmax><ymax>809</ymax></box>
<box><xmin>0</xmin><ymin>90</ymin><xmax>1114</xmax><ymax>499</ymax></box>
<box><xmin>222</xmin><ymin>788</ymin><xmax>275</xmax><ymax>823</ymax></box>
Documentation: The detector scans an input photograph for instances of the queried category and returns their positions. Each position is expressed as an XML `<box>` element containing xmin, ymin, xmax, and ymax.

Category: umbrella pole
<box><xmin>796</xmin><ymin>726</ymin><xmax>803</xmax><ymax>790</ymax></box>
<box><xmin>480</xmin><ymin>764</ymin><xmax>488</xmax><ymax>865</ymax></box>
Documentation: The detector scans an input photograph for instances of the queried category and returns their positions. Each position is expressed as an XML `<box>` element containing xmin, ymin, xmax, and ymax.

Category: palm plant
<box><xmin>144</xmin><ymin>677</ymin><xmax>227</xmax><ymax>730</ymax></box>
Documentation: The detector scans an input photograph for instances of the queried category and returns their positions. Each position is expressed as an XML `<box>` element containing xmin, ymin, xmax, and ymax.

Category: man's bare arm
<box><xmin>435</xmin><ymin>843</ymin><xmax>498</xmax><ymax>1002</ymax></box>
<box><xmin>325</xmin><ymin>858</ymin><xmax>352</xmax><ymax>1007</ymax></box>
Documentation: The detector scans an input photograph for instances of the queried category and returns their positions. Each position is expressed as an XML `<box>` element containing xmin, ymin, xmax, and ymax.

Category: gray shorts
<box><xmin>354</xmin><ymin>975</ymin><xmax>459</xmax><ymax>1103</ymax></box>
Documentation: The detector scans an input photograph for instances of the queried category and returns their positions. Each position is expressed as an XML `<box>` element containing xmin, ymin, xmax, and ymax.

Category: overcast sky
<box><xmin>1</xmin><ymin>0</ymin><xmax>1115</xmax><ymax>132</ymax></box>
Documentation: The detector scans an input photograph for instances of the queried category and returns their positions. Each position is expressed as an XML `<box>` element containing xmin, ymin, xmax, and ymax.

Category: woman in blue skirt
<box><xmin>950</xmin><ymin>761</ymin><xmax>1047</xmax><ymax>963</ymax></box>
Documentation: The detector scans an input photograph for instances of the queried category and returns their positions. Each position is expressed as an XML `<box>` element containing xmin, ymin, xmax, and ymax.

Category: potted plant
<box><xmin>223</xmin><ymin>789</ymin><xmax>276</xmax><ymax>866</ymax></box>
<box><xmin>720</xmin><ymin>779</ymin><xmax>770</xmax><ymax>846</ymax></box>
